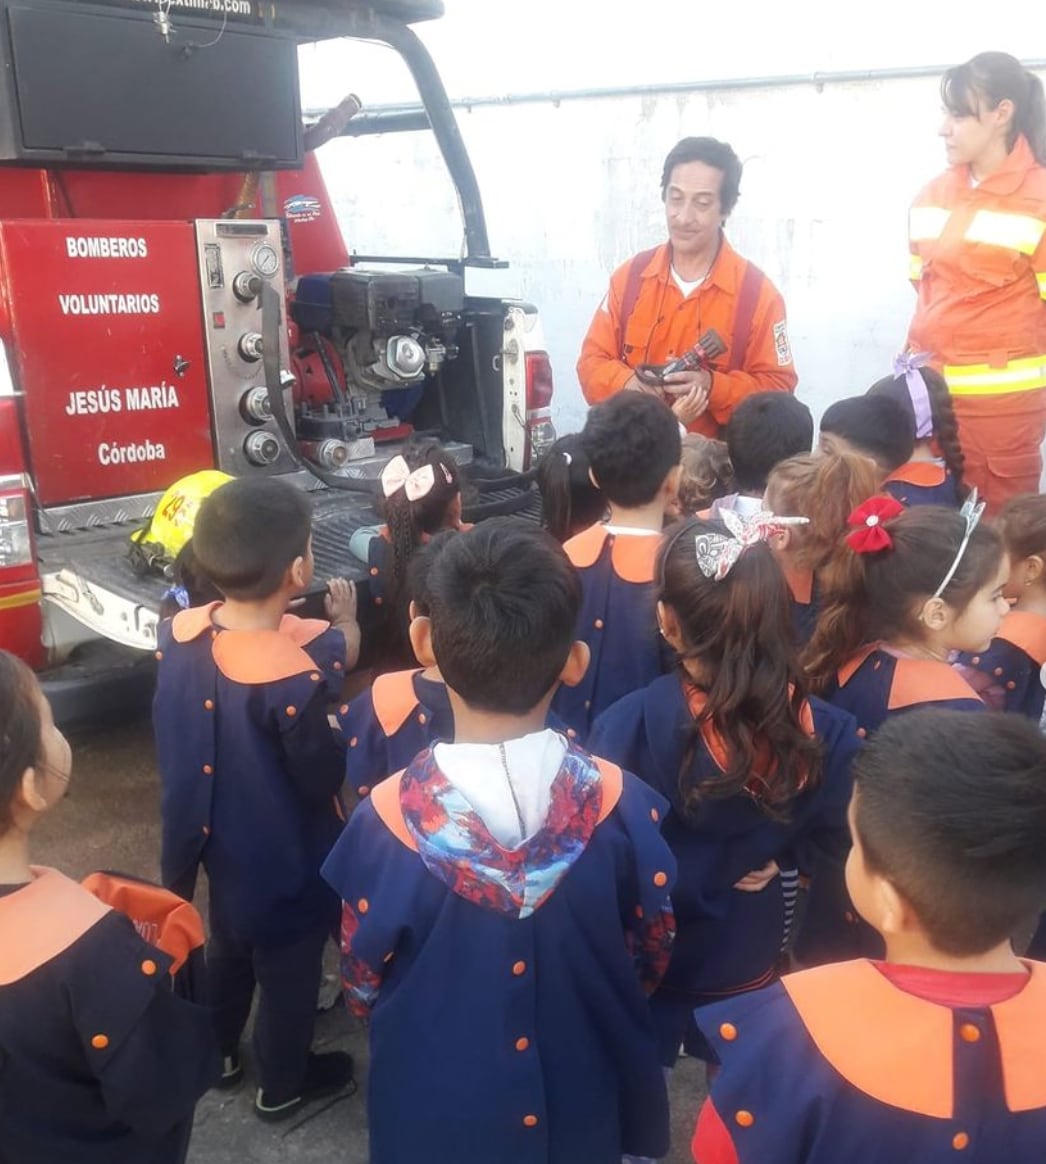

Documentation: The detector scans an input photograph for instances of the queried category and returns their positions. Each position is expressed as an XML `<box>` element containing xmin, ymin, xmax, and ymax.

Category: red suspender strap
<box><xmin>727</xmin><ymin>261</ymin><xmax>767</xmax><ymax>372</ymax></box>
<box><xmin>617</xmin><ymin>247</ymin><xmax>660</xmax><ymax>360</ymax></box>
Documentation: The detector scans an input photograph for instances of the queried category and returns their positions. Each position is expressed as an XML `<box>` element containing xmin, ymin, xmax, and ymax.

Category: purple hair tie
<box><xmin>892</xmin><ymin>351</ymin><xmax>934</xmax><ymax>440</ymax></box>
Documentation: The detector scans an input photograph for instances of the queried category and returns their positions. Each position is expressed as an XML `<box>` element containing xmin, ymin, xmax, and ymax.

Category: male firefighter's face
<box><xmin>663</xmin><ymin>161</ymin><xmax>725</xmax><ymax>261</ymax></box>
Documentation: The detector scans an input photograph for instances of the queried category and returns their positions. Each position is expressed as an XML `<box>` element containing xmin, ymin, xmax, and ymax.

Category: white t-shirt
<box><xmin>671</xmin><ymin>266</ymin><xmax>706</xmax><ymax>297</ymax></box>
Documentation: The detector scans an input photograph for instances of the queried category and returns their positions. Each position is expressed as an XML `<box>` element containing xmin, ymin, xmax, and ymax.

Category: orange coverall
<box><xmin>908</xmin><ymin>134</ymin><xmax>1046</xmax><ymax>509</ymax></box>
<box><xmin>577</xmin><ymin>236</ymin><xmax>797</xmax><ymax>437</ymax></box>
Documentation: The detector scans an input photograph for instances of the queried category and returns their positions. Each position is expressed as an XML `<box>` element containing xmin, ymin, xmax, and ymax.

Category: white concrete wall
<box><xmin>303</xmin><ymin>31</ymin><xmax>1045</xmax><ymax>434</ymax></box>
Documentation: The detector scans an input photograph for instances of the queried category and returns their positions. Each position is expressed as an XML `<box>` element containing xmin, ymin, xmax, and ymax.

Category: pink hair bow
<box><xmin>892</xmin><ymin>350</ymin><xmax>934</xmax><ymax>440</ymax></box>
<box><xmin>695</xmin><ymin>509</ymin><xmax>809</xmax><ymax>582</ymax></box>
<box><xmin>379</xmin><ymin>455</ymin><xmax>450</xmax><ymax>501</ymax></box>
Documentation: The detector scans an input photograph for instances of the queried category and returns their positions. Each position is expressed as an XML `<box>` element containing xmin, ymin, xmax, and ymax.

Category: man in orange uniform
<box><xmin>577</xmin><ymin>137</ymin><xmax>797</xmax><ymax>437</ymax></box>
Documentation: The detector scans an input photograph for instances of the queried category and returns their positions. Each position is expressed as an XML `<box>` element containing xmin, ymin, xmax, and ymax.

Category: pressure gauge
<box><xmin>250</xmin><ymin>242</ymin><xmax>281</xmax><ymax>279</ymax></box>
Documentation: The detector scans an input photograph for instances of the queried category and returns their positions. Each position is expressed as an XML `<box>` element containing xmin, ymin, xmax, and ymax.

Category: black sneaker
<box><xmin>254</xmin><ymin>1051</ymin><xmax>355</xmax><ymax>1123</ymax></box>
<box><xmin>215</xmin><ymin>1053</ymin><xmax>244</xmax><ymax>1090</ymax></box>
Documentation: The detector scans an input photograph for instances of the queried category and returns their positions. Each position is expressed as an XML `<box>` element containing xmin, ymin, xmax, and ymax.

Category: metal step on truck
<box><xmin>0</xmin><ymin>0</ymin><xmax>556</xmax><ymax>723</ymax></box>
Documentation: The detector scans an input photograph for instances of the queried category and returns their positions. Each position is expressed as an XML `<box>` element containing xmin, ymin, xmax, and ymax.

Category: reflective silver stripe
<box><xmin>964</xmin><ymin>209</ymin><xmax>1046</xmax><ymax>255</ymax></box>
<box><xmin>908</xmin><ymin>254</ymin><xmax>924</xmax><ymax>281</ymax></box>
<box><xmin>908</xmin><ymin>206</ymin><xmax>950</xmax><ymax>241</ymax></box>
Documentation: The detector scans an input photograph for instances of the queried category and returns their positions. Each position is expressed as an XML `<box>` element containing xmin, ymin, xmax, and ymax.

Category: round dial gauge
<box><xmin>250</xmin><ymin>242</ymin><xmax>281</xmax><ymax>279</ymax></box>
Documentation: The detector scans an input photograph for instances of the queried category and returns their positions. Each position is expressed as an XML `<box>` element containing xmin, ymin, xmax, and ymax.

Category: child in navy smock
<box><xmin>819</xmin><ymin>394</ymin><xmax>915</xmax><ymax>484</ymax></box>
<box><xmin>692</xmin><ymin>709</ymin><xmax>1046</xmax><ymax>1164</ymax></box>
<box><xmin>711</xmin><ymin>391</ymin><xmax>813</xmax><ymax>519</ymax></box>
<box><xmin>338</xmin><ymin>533</ymin><xmax>456</xmax><ymax>797</ymax></box>
<box><xmin>591</xmin><ymin>513</ymin><xmax>862</xmax><ymax>1067</ymax></box>
<box><xmin>0</xmin><ymin>651</ymin><xmax>217</xmax><ymax>1163</ymax></box>
<box><xmin>804</xmin><ymin>499</ymin><xmax>1007</xmax><ymax>736</ymax></box>
<box><xmin>349</xmin><ymin>437</ymin><xmax>467</xmax><ymax>672</ymax></box>
<box><xmin>764</xmin><ymin>452</ymin><xmax>879</xmax><ymax>645</ymax></box>
<box><xmin>959</xmin><ymin>494</ymin><xmax>1046</xmax><ymax>720</ymax></box>
<box><xmin>153</xmin><ymin>477</ymin><xmax>358</xmax><ymax>1122</ymax></box>
<box><xmin>868</xmin><ymin>356</ymin><xmax>967</xmax><ymax>508</ymax></box>
<box><xmin>324</xmin><ymin>520</ymin><xmax>677</xmax><ymax>1164</ymax></box>
<box><xmin>536</xmin><ymin>432</ymin><xmax>607</xmax><ymax>542</ymax></box>
<box><xmin>553</xmin><ymin>393</ymin><xmax>680</xmax><ymax>741</ymax></box>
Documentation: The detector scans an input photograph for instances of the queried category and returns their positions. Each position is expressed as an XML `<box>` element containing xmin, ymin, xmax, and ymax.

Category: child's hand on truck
<box><xmin>325</xmin><ymin>578</ymin><xmax>361</xmax><ymax>671</ymax></box>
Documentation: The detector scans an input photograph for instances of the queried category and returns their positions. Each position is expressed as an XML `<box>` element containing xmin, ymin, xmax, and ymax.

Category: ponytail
<box><xmin>536</xmin><ymin>434</ymin><xmax>605</xmax><ymax>543</ymax></box>
<box><xmin>380</xmin><ymin>438</ymin><xmax>461</xmax><ymax>656</ymax></box>
<box><xmin>942</xmin><ymin>53</ymin><xmax>1046</xmax><ymax>165</ymax></box>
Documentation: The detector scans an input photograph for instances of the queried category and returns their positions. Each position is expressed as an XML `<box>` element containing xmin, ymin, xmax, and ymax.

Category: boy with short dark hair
<box><xmin>691</xmin><ymin>709</ymin><xmax>1046</xmax><ymax>1164</ymax></box>
<box><xmin>720</xmin><ymin>390</ymin><xmax>814</xmax><ymax>510</ymax></box>
<box><xmin>553</xmin><ymin>393</ymin><xmax>680</xmax><ymax>740</ymax></box>
<box><xmin>323</xmin><ymin>520</ymin><xmax>677</xmax><ymax>1164</ymax></box>
<box><xmin>154</xmin><ymin>476</ymin><xmax>358</xmax><ymax>1122</ymax></box>
<box><xmin>818</xmin><ymin>394</ymin><xmax>915</xmax><ymax>479</ymax></box>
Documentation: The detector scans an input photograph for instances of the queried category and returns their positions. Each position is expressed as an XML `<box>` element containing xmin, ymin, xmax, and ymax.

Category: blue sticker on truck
<box><xmin>283</xmin><ymin>195</ymin><xmax>323</xmax><ymax>223</ymax></box>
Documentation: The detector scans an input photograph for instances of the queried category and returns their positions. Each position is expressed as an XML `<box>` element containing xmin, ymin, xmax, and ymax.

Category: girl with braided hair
<box><xmin>868</xmin><ymin>357</ymin><xmax>969</xmax><ymax>507</ymax></box>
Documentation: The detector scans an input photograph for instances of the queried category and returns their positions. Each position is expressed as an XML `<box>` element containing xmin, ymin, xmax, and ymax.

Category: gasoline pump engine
<box><xmin>288</xmin><ymin>267</ymin><xmax>465</xmax><ymax>469</ymax></box>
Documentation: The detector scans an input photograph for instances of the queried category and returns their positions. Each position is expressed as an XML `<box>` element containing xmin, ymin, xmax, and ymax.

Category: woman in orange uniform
<box><xmin>906</xmin><ymin>52</ymin><xmax>1046</xmax><ymax>511</ymax></box>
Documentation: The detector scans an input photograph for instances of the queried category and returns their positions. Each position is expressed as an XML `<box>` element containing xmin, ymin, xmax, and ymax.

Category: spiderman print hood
<box><xmin>398</xmin><ymin>745</ymin><xmax>606</xmax><ymax>919</ymax></box>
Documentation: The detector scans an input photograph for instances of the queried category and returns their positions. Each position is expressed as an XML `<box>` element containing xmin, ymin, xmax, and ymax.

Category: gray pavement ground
<box><xmin>35</xmin><ymin>716</ymin><xmax>706</xmax><ymax>1163</ymax></box>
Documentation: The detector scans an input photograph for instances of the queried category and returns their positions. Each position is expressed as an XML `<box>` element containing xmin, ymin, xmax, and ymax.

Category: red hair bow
<box><xmin>846</xmin><ymin>496</ymin><xmax>905</xmax><ymax>554</ymax></box>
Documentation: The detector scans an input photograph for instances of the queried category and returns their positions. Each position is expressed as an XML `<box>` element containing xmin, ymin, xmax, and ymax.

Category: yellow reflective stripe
<box><xmin>0</xmin><ymin>586</ymin><xmax>41</xmax><ymax>612</ymax></box>
<box><xmin>1038</xmin><ymin>272</ymin><xmax>1046</xmax><ymax>299</ymax></box>
<box><xmin>944</xmin><ymin>355</ymin><xmax>1046</xmax><ymax>396</ymax></box>
<box><xmin>909</xmin><ymin>206</ymin><xmax>950</xmax><ymax>242</ymax></box>
<box><xmin>908</xmin><ymin>254</ymin><xmax>924</xmax><ymax>281</ymax></box>
<box><xmin>964</xmin><ymin>209</ymin><xmax>1046</xmax><ymax>255</ymax></box>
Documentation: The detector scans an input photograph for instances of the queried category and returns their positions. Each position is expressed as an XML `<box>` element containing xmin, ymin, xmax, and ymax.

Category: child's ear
<box><xmin>917</xmin><ymin>595</ymin><xmax>950</xmax><ymax>631</ymax></box>
<box><xmin>288</xmin><ymin>555</ymin><xmax>308</xmax><ymax>591</ymax></box>
<box><xmin>1027</xmin><ymin>555</ymin><xmax>1045</xmax><ymax>584</ymax></box>
<box><xmin>18</xmin><ymin>767</ymin><xmax>48</xmax><ymax>814</ymax></box>
<box><xmin>876</xmin><ymin>877</ymin><xmax>916</xmax><ymax>939</ymax></box>
<box><xmin>657</xmin><ymin>600</ymin><xmax>685</xmax><ymax>652</ymax></box>
<box><xmin>557</xmin><ymin>640</ymin><xmax>590</xmax><ymax>689</ymax></box>
<box><xmin>768</xmin><ymin>526</ymin><xmax>792</xmax><ymax>552</ymax></box>
<box><xmin>409</xmin><ymin>615</ymin><xmax>438</xmax><ymax>668</ymax></box>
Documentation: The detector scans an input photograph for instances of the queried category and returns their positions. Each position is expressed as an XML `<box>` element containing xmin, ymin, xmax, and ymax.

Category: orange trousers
<box><xmin>952</xmin><ymin>389</ymin><xmax>1046</xmax><ymax>513</ymax></box>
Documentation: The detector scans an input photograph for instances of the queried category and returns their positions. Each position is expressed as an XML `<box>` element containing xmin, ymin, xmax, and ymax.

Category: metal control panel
<box><xmin>195</xmin><ymin>219</ymin><xmax>294</xmax><ymax>476</ymax></box>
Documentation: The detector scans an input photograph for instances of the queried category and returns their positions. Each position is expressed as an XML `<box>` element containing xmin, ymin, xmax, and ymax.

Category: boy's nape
<box><xmin>192</xmin><ymin>477</ymin><xmax>313</xmax><ymax>602</ymax></box>
<box><xmin>424</xmin><ymin>520</ymin><xmax>584</xmax><ymax>717</ymax></box>
<box><xmin>852</xmin><ymin>709</ymin><xmax>1046</xmax><ymax>957</ymax></box>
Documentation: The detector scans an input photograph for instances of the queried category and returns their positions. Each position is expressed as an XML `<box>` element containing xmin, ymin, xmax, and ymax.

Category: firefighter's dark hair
<box><xmin>0</xmin><ymin>650</ymin><xmax>43</xmax><ymax>835</ymax></box>
<box><xmin>536</xmin><ymin>433</ymin><xmax>606</xmax><ymax>543</ymax></box>
<box><xmin>582</xmin><ymin>393</ymin><xmax>681</xmax><ymax>508</ymax></box>
<box><xmin>725</xmin><ymin>392</ymin><xmax>814</xmax><ymax>494</ymax></box>
<box><xmin>427</xmin><ymin>520</ymin><xmax>581</xmax><ymax>715</ymax></box>
<box><xmin>854</xmin><ymin>710</ymin><xmax>1046</xmax><ymax>955</ymax></box>
<box><xmin>192</xmin><ymin>477</ymin><xmax>312</xmax><ymax>601</ymax></box>
<box><xmin>661</xmin><ymin>136</ymin><xmax>744</xmax><ymax>216</ymax></box>
<box><xmin>942</xmin><ymin>52</ymin><xmax>1046</xmax><ymax>165</ymax></box>
<box><xmin>820</xmin><ymin>395</ymin><xmax>915</xmax><ymax>473</ymax></box>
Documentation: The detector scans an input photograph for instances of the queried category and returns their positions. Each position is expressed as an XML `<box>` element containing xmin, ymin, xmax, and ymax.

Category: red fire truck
<box><xmin>0</xmin><ymin>0</ymin><xmax>556</xmax><ymax>721</ymax></box>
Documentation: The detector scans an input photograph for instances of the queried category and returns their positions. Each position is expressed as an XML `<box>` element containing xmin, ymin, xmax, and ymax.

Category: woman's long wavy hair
<box><xmin>658</xmin><ymin>517</ymin><xmax>822</xmax><ymax>820</ymax></box>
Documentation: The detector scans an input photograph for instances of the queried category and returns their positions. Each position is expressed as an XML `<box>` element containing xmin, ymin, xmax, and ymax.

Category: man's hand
<box><xmin>623</xmin><ymin>373</ymin><xmax>665</xmax><ymax>397</ymax></box>
<box><xmin>733</xmin><ymin>860</ymin><xmax>780</xmax><ymax>893</ymax></box>
<box><xmin>662</xmin><ymin>368</ymin><xmax>712</xmax><ymax>397</ymax></box>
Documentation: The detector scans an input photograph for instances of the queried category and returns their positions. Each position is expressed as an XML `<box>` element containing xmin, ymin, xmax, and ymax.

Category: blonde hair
<box><xmin>678</xmin><ymin>435</ymin><xmax>735</xmax><ymax>513</ymax></box>
<box><xmin>765</xmin><ymin>452</ymin><xmax>880</xmax><ymax>571</ymax></box>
